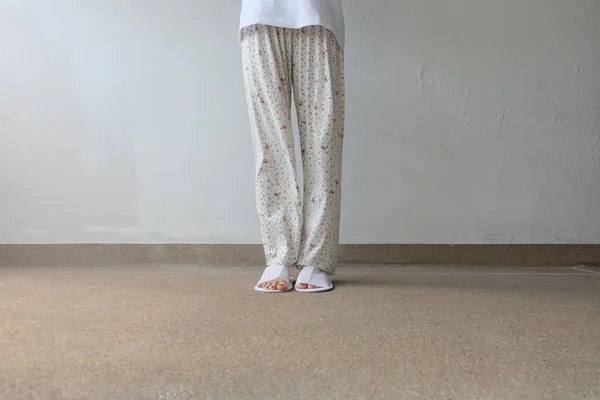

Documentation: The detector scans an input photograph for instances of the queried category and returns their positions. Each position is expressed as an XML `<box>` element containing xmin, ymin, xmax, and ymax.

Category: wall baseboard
<box><xmin>1</xmin><ymin>244</ymin><xmax>599</xmax><ymax>267</ymax></box>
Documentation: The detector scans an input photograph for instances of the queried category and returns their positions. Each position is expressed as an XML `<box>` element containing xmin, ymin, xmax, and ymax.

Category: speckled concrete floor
<box><xmin>1</xmin><ymin>265</ymin><xmax>599</xmax><ymax>400</ymax></box>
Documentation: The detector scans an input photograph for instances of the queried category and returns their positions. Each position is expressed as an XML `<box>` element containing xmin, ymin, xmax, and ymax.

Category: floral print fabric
<box><xmin>241</xmin><ymin>24</ymin><xmax>345</xmax><ymax>275</ymax></box>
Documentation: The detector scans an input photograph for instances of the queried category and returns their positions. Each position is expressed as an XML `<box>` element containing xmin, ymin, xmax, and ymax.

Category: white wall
<box><xmin>1</xmin><ymin>0</ymin><xmax>599</xmax><ymax>244</ymax></box>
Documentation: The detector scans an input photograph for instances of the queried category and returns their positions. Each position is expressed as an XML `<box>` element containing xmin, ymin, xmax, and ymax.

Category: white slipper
<box><xmin>295</xmin><ymin>266</ymin><xmax>334</xmax><ymax>293</ymax></box>
<box><xmin>255</xmin><ymin>265</ymin><xmax>294</xmax><ymax>293</ymax></box>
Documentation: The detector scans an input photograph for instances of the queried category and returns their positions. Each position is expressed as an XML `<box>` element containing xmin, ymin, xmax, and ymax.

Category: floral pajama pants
<box><xmin>240</xmin><ymin>24</ymin><xmax>345</xmax><ymax>275</ymax></box>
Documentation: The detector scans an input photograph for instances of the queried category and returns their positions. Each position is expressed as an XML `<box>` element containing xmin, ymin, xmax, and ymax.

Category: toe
<box><xmin>276</xmin><ymin>282</ymin><xmax>287</xmax><ymax>291</ymax></box>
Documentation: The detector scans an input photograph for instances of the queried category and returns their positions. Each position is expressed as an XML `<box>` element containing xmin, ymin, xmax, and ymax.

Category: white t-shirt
<box><xmin>239</xmin><ymin>0</ymin><xmax>345</xmax><ymax>51</ymax></box>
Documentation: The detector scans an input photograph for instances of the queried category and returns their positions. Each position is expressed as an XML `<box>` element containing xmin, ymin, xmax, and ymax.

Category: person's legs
<box><xmin>241</xmin><ymin>25</ymin><xmax>301</xmax><ymax>291</ymax></box>
<box><xmin>291</xmin><ymin>26</ymin><xmax>345</xmax><ymax>287</ymax></box>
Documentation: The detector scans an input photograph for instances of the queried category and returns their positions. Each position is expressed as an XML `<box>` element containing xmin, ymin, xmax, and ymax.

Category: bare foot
<box><xmin>295</xmin><ymin>283</ymin><xmax>321</xmax><ymax>290</ymax></box>
<box><xmin>258</xmin><ymin>278</ymin><xmax>288</xmax><ymax>291</ymax></box>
